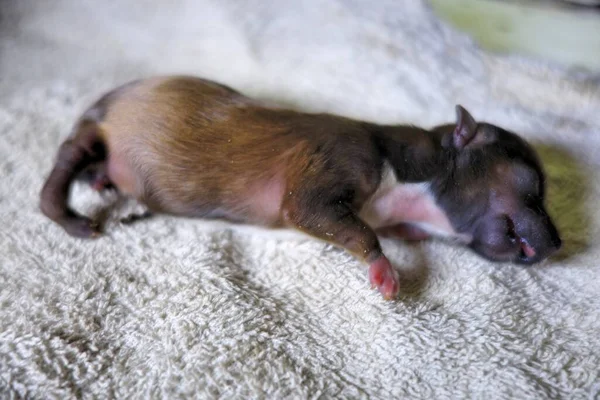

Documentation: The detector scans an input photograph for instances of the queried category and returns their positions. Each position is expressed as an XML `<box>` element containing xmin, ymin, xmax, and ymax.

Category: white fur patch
<box><xmin>360</xmin><ymin>162</ymin><xmax>466</xmax><ymax>241</ymax></box>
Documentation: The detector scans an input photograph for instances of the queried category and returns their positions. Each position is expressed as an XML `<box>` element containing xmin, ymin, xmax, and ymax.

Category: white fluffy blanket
<box><xmin>1</xmin><ymin>0</ymin><xmax>599</xmax><ymax>398</ymax></box>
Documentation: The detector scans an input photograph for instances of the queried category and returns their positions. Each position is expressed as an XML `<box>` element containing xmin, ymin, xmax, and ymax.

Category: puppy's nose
<box><xmin>552</xmin><ymin>235</ymin><xmax>562</xmax><ymax>251</ymax></box>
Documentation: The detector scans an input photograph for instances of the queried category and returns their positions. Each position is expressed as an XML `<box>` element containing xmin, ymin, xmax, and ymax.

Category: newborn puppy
<box><xmin>40</xmin><ymin>76</ymin><xmax>562</xmax><ymax>299</ymax></box>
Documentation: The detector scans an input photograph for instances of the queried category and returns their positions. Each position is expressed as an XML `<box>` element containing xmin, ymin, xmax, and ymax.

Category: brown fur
<box><xmin>97</xmin><ymin>77</ymin><xmax>383</xmax><ymax>228</ymax></box>
<box><xmin>42</xmin><ymin>76</ymin><xmax>402</xmax><ymax>261</ymax></box>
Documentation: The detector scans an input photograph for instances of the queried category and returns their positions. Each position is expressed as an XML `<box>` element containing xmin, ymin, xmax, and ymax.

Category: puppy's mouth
<box><xmin>517</xmin><ymin>237</ymin><xmax>536</xmax><ymax>263</ymax></box>
<box><xmin>506</xmin><ymin>216</ymin><xmax>537</xmax><ymax>264</ymax></box>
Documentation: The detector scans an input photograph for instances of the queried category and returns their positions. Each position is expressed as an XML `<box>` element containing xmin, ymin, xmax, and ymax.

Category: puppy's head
<box><xmin>434</xmin><ymin>105</ymin><xmax>562</xmax><ymax>265</ymax></box>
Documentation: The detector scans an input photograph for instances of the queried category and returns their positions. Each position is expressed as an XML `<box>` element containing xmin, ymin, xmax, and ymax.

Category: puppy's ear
<box><xmin>452</xmin><ymin>105</ymin><xmax>496</xmax><ymax>150</ymax></box>
<box><xmin>453</xmin><ymin>105</ymin><xmax>478</xmax><ymax>149</ymax></box>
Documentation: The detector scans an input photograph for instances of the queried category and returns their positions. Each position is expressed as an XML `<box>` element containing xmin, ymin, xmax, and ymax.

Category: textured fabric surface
<box><xmin>1</xmin><ymin>1</ymin><xmax>599</xmax><ymax>398</ymax></box>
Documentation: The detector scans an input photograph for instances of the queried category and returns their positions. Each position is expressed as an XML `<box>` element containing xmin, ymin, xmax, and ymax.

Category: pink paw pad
<box><xmin>368</xmin><ymin>256</ymin><xmax>400</xmax><ymax>300</ymax></box>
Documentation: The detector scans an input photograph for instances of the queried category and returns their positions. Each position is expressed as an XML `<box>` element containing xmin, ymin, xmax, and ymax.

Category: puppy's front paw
<box><xmin>368</xmin><ymin>256</ymin><xmax>399</xmax><ymax>300</ymax></box>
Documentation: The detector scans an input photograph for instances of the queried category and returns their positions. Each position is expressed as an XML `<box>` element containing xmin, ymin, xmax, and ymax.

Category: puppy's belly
<box><xmin>240</xmin><ymin>172</ymin><xmax>286</xmax><ymax>226</ymax></box>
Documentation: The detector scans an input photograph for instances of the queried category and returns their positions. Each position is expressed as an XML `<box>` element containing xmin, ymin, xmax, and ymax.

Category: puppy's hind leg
<box><xmin>39</xmin><ymin>120</ymin><xmax>106</xmax><ymax>238</ymax></box>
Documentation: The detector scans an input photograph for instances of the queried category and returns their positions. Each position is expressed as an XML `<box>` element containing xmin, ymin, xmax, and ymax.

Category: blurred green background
<box><xmin>429</xmin><ymin>0</ymin><xmax>600</xmax><ymax>73</ymax></box>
